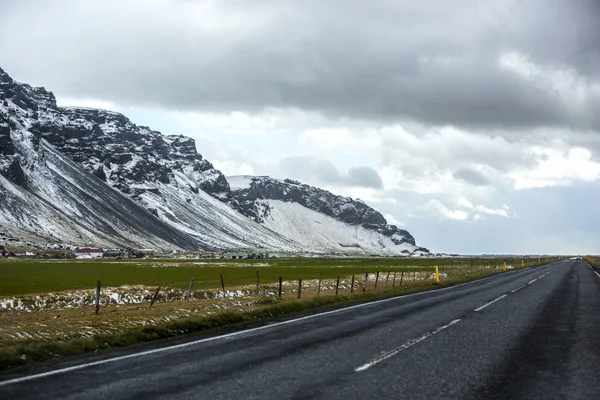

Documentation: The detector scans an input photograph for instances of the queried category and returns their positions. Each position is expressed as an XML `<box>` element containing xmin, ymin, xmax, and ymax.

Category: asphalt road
<box><xmin>1</xmin><ymin>259</ymin><xmax>599</xmax><ymax>399</ymax></box>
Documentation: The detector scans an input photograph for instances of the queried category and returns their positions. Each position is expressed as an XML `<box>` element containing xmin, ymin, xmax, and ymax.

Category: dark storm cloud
<box><xmin>0</xmin><ymin>0</ymin><xmax>598</xmax><ymax>130</ymax></box>
<box><xmin>279</xmin><ymin>156</ymin><xmax>383</xmax><ymax>189</ymax></box>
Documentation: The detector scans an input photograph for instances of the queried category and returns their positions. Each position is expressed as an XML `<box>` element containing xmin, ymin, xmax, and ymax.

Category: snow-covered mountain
<box><xmin>228</xmin><ymin>176</ymin><xmax>427</xmax><ymax>254</ymax></box>
<box><xmin>0</xmin><ymin>67</ymin><xmax>427</xmax><ymax>254</ymax></box>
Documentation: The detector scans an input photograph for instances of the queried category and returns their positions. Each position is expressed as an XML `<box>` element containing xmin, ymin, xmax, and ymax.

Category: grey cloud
<box><xmin>279</xmin><ymin>156</ymin><xmax>383</xmax><ymax>189</ymax></box>
<box><xmin>0</xmin><ymin>0</ymin><xmax>599</xmax><ymax>131</ymax></box>
<box><xmin>453</xmin><ymin>168</ymin><xmax>491</xmax><ymax>187</ymax></box>
<box><xmin>346</xmin><ymin>166</ymin><xmax>384</xmax><ymax>189</ymax></box>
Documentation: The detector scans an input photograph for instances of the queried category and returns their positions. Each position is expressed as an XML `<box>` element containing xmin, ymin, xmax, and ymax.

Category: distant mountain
<box><xmin>0</xmin><ymin>67</ymin><xmax>427</xmax><ymax>254</ymax></box>
<box><xmin>228</xmin><ymin>176</ymin><xmax>427</xmax><ymax>254</ymax></box>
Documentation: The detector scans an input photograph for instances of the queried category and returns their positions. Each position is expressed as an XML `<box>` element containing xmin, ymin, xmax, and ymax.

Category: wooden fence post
<box><xmin>256</xmin><ymin>270</ymin><xmax>260</xmax><ymax>295</ymax></box>
<box><xmin>385</xmin><ymin>272</ymin><xmax>390</xmax><ymax>287</ymax></box>
<box><xmin>297</xmin><ymin>278</ymin><xmax>302</xmax><ymax>299</ymax></box>
<box><xmin>150</xmin><ymin>286</ymin><xmax>161</xmax><ymax>307</ymax></box>
<box><xmin>351</xmin><ymin>275</ymin><xmax>355</xmax><ymax>293</ymax></box>
<box><xmin>363</xmin><ymin>273</ymin><xmax>368</xmax><ymax>292</ymax></box>
<box><xmin>278</xmin><ymin>276</ymin><xmax>282</xmax><ymax>299</ymax></box>
<box><xmin>400</xmin><ymin>271</ymin><xmax>404</xmax><ymax>285</ymax></box>
<box><xmin>317</xmin><ymin>273</ymin><xmax>322</xmax><ymax>297</ymax></box>
<box><xmin>95</xmin><ymin>280</ymin><xmax>101</xmax><ymax>314</ymax></box>
<box><xmin>392</xmin><ymin>272</ymin><xmax>397</xmax><ymax>288</ymax></box>
<box><xmin>186</xmin><ymin>277</ymin><xmax>195</xmax><ymax>301</ymax></box>
<box><xmin>220</xmin><ymin>273</ymin><xmax>226</xmax><ymax>296</ymax></box>
<box><xmin>335</xmin><ymin>276</ymin><xmax>340</xmax><ymax>296</ymax></box>
<box><xmin>375</xmin><ymin>272</ymin><xmax>380</xmax><ymax>289</ymax></box>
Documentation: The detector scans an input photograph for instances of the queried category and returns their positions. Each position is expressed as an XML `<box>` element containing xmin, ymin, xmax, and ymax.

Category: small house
<box><xmin>75</xmin><ymin>248</ymin><xmax>104</xmax><ymax>259</ymax></box>
<box><xmin>103</xmin><ymin>249</ymin><xmax>124</xmax><ymax>258</ymax></box>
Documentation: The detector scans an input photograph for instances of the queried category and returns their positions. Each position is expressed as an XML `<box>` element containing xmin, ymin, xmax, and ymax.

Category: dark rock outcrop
<box><xmin>230</xmin><ymin>176</ymin><xmax>419</xmax><ymax>247</ymax></box>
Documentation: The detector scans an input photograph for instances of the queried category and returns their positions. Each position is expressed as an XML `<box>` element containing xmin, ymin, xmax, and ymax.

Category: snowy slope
<box><xmin>258</xmin><ymin>200</ymin><xmax>417</xmax><ymax>254</ymax></box>
<box><xmin>0</xmin><ymin>112</ymin><xmax>202</xmax><ymax>249</ymax></box>
<box><xmin>227</xmin><ymin>176</ymin><xmax>426</xmax><ymax>254</ymax></box>
<box><xmin>132</xmin><ymin>175</ymin><xmax>300</xmax><ymax>251</ymax></box>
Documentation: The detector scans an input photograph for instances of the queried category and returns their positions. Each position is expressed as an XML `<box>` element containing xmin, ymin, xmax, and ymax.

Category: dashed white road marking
<box><xmin>355</xmin><ymin>319</ymin><xmax>461</xmax><ymax>372</ymax></box>
<box><xmin>511</xmin><ymin>285</ymin><xmax>526</xmax><ymax>293</ymax></box>
<box><xmin>474</xmin><ymin>294</ymin><xmax>508</xmax><ymax>312</ymax></box>
<box><xmin>528</xmin><ymin>279</ymin><xmax>538</xmax><ymax>285</ymax></box>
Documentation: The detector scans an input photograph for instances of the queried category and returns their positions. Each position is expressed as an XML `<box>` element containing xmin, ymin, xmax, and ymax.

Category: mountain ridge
<box><xmin>0</xmin><ymin>67</ymin><xmax>427</xmax><ymax>254</ymax></box>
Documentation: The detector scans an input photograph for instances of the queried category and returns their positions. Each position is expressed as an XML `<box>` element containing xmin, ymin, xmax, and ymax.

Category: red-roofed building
<box><xmin>75</xmin><ymin>248</ymin><xmax>104</xmax><ymax>259</ymax></box>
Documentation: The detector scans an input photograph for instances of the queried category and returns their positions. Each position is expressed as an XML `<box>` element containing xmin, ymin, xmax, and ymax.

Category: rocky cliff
<box><xmin>228</xmin><ymin>176</ymin><xmax>425</xmax><ymax>252</ymax></box>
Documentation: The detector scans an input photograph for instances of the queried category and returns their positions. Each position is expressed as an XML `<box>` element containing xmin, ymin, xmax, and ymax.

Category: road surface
<box><xmin>1</xmin><ymin>259</ymin><xmax>599</xmax><ymax>399</ymax></box>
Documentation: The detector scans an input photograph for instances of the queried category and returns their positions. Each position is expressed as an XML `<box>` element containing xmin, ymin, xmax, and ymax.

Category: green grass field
<box><xmin>0</xmin><ymin>256</ymin><xmax>533</xmax><ymax>297</ymax></box>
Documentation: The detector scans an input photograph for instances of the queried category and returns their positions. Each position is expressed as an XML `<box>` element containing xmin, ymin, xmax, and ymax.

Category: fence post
<box><xmin>335</xmin><ymin>276</ymin><xmax>340</xmax><ymax>296</ymax></box>
<box><xmin>363</xmin><ymin>273</ymin><xmax>368</xmax><ymax>292</ymax></box>
<box><xmin>351</xmin><ymin>275</ymin><xmax>355</xmax><ymax>293</ymax></box>
<box><xmin>375</xmin><ymin>271</ymin><xmax>380</xmax><ymax>289</ymax></box>
<box><xmin>392</xmin><ymin>272</ymin><xmax>397</xmax><ymax>288</ymax></box>
<box><xmin>385</xmin><ymin>272</ymin><xmax>390</xmax><ymax>287</ymax></box>
<box><xmin>256</xmin><ymin>270</ymin><xmax>260</xmax><ymax>295</ymax></box>
<box><xmin>278</xmin><ymin>276</ymin><xmax>282</xmax><ymax>299</ymax></box>
<box><xmin>95</xmin><ymin>280</ymin><xmax>101</xmax><ymax>314</ymax></box>
<box><xmin>186</xmin><ymin>277</ymin><xmax>195</xmax><ymax>301</ymax></box>
<box><xmin>220</xmin><ymin>273</ymin><xmax>226</xmax><ymax>296</ymax></box>
<box><xmin>297</xmin><ymin>278</ymin><xmax>302</xmax><ymax>299</ymax></box>
<box><xmin>150</xmin><ymin>286</ymin><xmax>161</xmax><ymax>307</ymax></box>
<box><xmin>400</xmin><ymin>271</ymin><xmax>404</xmax><ymax>285</ymax></box>
<box><xmin>317</xmin><ymin>273</ymin><xmax>322</xmax><ymax>297</ymax></box>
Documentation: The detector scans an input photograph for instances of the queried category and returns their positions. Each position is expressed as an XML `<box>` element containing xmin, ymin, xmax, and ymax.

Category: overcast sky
<box><xmin>1</xmin><ymin>0</ymin><xmax>599</xmax><ymax>254</ymax></box>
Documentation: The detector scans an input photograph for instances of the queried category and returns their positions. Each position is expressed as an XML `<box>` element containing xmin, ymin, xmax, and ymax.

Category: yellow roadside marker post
<box><xmin>503</xmin><ymin>261</ymin><xmax>507</xmax><ymax>271</ymax></box>
<box><xmin>435</xmin><ymin>266</ymin><xmax>440</xmax><ymax>284</ymax></box>
<box><xmin>522</xmin><ymin>260</ymin><xmax>525</xmax><ymax>268</ymax></box>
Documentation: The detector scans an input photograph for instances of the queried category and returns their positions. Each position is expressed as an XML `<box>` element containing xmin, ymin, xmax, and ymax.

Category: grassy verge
<box><xmin>0</xmin><ymin>266</ymin><xmax>515</xmax><ymax>372</ymax></box>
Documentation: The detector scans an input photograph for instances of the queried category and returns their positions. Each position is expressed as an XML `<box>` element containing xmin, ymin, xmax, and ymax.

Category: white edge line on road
<box><xmin>511</xmin><ymin>285</ymin><xmax>526</xmax><ymax>293</ymax></box>
<box><xmin>528</xmin><ymin>279</ymin><xmax>538</xmax><ymax>285</ymax></box>
<box><xmin>595</xmin><ymin>271</ymin><xmax>600</xmax><ymax>278</ymax></box>
<box><xmin>474</xmin><ymin>294</ymin><xmax>508</xmax><ymax>312</ymax></box>
<box><xmin>0</xmin><ymin>266</ymin><xmax>544</xmax><ymax>387</ymax></box>
<box><xmin>355</xmin><ymin>319</ymin><xmax>461</xmax><ymax>372</ymax></box>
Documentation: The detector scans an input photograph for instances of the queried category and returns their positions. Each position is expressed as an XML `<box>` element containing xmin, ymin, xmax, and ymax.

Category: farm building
<box><xmin>230</xmin><ymin>253</ymin><xmax>248</xmax><ymax>260</ymax></box>
<box><xmin>74</xmin><ymin>248</ymin><xmax>104</xmax><ymax>259</ymax></box>
<box><xmin>103</xmin><ymin>249</ymin><xmax>126</xmax><ymax>258</ymax></box>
